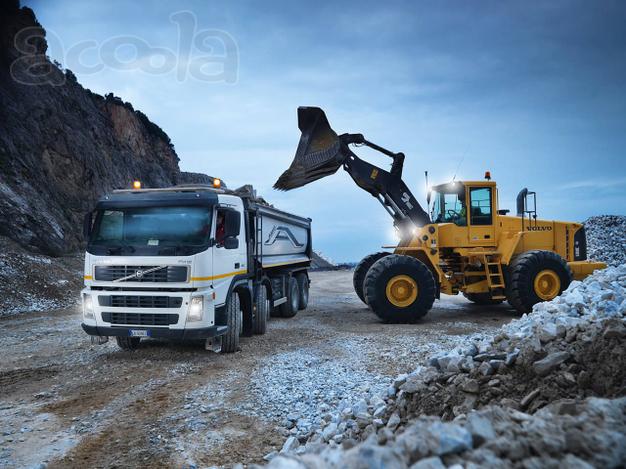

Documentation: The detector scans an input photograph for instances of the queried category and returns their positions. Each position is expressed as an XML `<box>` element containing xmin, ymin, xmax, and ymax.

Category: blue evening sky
<box><xmin>26</xmin><ymin>0</ymin><xmax>626</xmax><ymax>262</ymax></box>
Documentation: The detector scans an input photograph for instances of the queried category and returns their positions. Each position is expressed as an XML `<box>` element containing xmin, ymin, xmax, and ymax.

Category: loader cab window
<box><xmin>431</xmin><ymin>184</ymin><xmax>467</xmax><ymax>226</ymax></box>
<box><xmin>469</xmin><ymin>187</ymin><xmax>492</xmax><ymax>226</ymax></box>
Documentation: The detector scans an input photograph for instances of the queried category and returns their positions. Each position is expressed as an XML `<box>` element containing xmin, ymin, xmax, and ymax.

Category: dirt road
<box><xmin>0</xmin><ymin>271</ymin><xmax>520</xmax><ymax>468</ymax></box>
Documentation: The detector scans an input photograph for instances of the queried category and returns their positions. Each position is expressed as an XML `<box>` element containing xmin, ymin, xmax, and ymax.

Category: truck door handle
<box><xmin>235</xmin><ymin>263</ymin><xmax>240</xmax><ymax>269</ymax></box>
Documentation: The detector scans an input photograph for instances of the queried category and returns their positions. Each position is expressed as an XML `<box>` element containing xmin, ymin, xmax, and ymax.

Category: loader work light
<box><xmin>188</xmin><ymin>296</ymin><xmax>204</xmax><ymax>322</ymax></box>
<box><xmin>133</xmin><ymin>180</ymin><xmax>142</xmax><ymax>189</ymax></box>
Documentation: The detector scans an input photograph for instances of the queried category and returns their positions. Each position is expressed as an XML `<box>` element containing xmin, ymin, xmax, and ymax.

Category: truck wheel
<box><xmin>353</xmin><ymin>252</ymin><xmax>390</xmax><ymax>304</ymax></box>
<box><xmin>252</xmin><ymin>284</ymin><xmax>270</xmax><ymax>335</ymax></box>
<box><xmin>116</xmin><ymin>336</ymin><xmax>140</xmax><ymax>351</ymax></box>
<box><xmin>506</xmin><ymin>250</ymin><xmax>573</xmax><ymax>314</ymax></box>
<box><xmin>462</xmin><ymin>292</ymin><xmax>504</xmax><ymax>305</ymax></box>
<box><xmin>364</xmin><ymin>255</ymin><xmax>436</xmax><ymax>323</ymax></box>
<box><xmin>296</xmin><ymin>273</ymin><xmax>309</xmax><ymax>310</ymax></box>
<box><xmin>279</xmin><ymin>276</ymin><xmax>299</xmax><ymax>318</ymax></box>
<box><xmin>222</xmin><ymin>293</ymin><xmax>242</xmax><ymax>353</ymax></box>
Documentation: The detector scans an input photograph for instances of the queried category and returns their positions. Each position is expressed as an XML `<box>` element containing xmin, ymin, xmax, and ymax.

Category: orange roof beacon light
<box><xmin>132</xmin><ymin>180</ymin><xmax>142</xmax><ymax>190</ymax></box>
<box><xmin>484</xmin><ymin>171</ymin><xmax>491</xmax><ymax>181</ymax></box>
<box><xmin>213</xmin><ymin>178</ymin><xmax>221</xmax><ymax>188</ymax></box>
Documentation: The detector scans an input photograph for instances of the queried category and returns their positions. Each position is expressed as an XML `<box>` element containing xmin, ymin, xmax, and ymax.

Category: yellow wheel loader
<box><xmin>275</xmin><ymin>107</ymin><xmax>606</xmax><ymax>322</ymax></box>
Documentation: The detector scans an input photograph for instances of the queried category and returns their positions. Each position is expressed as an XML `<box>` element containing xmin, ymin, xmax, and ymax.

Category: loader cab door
<box><xmin>467</xmin><ymin>186</ymin><xmax>495</xmax><ymax>246</ymax></box>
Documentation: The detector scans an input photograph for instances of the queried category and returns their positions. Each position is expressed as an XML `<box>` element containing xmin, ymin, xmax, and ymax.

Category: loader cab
<box><xmin>430</xmin><ymin>180</ymin><xmax>497</xmax><ymax>246</ymax></box>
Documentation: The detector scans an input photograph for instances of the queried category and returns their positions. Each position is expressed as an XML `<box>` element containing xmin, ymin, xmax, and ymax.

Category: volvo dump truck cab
<box><xmin>275</xmin><ymin>107</ymin><xmax>605</xmax><ymax>323</ymax></box>
<box><xmin>81</xmin><ymin>180</ymin><xmax>312</xmax><ymax>352</ymax></box>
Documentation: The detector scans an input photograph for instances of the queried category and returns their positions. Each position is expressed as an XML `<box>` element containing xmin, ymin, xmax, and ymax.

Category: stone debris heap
<box><xmin>584</xmin><ymin>215</ymin><xmax>626</xmax><ymax>266</ymax></box>
<box><xmin>260</xmin><ymin>264</ymin><xmax>626</xmax><ymax>468</ymax></box>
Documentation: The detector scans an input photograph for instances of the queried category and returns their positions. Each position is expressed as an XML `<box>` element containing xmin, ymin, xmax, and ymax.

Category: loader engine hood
<box><xmin>274</xmin><ymin>107</ymin><xmax>345</xmax><ymax>190</ymax></box>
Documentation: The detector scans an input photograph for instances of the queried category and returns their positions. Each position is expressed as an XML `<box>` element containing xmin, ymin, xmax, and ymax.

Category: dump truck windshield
<box><xmin>431</xmin><ymin>185</ymin><xmax>467</xmax><ymax>226</ymax></box>
<box><xmin>90</xmin><ymin>206</ymin><xmax>212</xmax><ymax>249</ymax></box>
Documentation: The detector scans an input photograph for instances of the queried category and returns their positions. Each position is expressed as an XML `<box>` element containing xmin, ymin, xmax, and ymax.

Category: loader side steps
<box><xmin>483</xmin><ymin>253</ymin><xmax>506</xmax><ymax>300</ymax></box>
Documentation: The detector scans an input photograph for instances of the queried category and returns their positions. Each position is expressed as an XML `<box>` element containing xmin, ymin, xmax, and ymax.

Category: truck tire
<box><xmin>506</xmin><ymin>250</ymin><xmax>573</xmax><ymax>314</ymax></box>
<box><xmin>353</xmin><ymin>252</ymin><xmax>391</xmax><ymax>304</ymax></box>
<box><xmin>279</xmin><ymin>276</ymin><xmax>299</xmax><ymax>318</ymax></box>
<box><xmin>462</xmin><ymin>292</ymin><xmax>504</xmax><ymax>305</ymax></box>
<box><xmin>252</xmin><ymin>284</ymin><xmax>270</xmax><ymax>335</ymax></box>
<box><xmin>364</xmin><ymin>255</ymin><xmax>436</xmax><ymax>323</ymax></box>
<box><xmin>116</xmin><ymin>336</ymin><xmax>140</xmax><ymax>351</ymax></box>
<box><xmin>296</xmin><ymin>273</ymin><xmax>309</xmax><ymax>310</ymax></box>
<box><xmin>222</xmin><ymin>293</ymin><xmax>242</xmax><ymax>353</ymax></box>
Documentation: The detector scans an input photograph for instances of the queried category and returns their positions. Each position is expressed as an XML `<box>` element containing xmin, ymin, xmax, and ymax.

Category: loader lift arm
<box><xmin>274</xmin><ymin>107</ymin><xmax>431</xmax><ymax>231</ymax></box>
<box><xmin>338</xmin><ymin>132</ymin><xmax>431</xmax><ymax>230</ymax></box>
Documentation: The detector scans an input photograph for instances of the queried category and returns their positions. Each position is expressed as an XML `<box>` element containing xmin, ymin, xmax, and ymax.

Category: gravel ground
<box><xmin>0</xmin><ymin>271</ymin><xmax>516</xmax><ymax>468</ymax></box>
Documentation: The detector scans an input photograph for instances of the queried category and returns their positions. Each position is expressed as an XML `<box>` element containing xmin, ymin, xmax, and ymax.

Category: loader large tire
<box><xmin>506</xmin><ymin>250</ymin><xmax>573</xmax><ymax>314</ymax></box>
<box><xmin>279</xmin><ymin>276</ymin><xmax>299</xmax><ymax>318</ymax></box>
<box><xmin>353</xmin><ymin>252</ymin><xmax>391</xmax><ymax>304</ymax></box>
<box><xmin>463</xmin><ymin>292</ymin><xmax>504</xmax><ymax>305</ymax></box>
<box><xmin>252</xmin><ymin>283</ymin><xmax>270</xmax><ymax>335</ymax></box>
<box><xmin>221</xmin><ymin>293</ymin><xmax>242</xmax><ymax>353</ymax></box>
<box><xmin>364</xmin><ymin>255</ymin><xmax>436</xmax><ymax>323</ymax></box>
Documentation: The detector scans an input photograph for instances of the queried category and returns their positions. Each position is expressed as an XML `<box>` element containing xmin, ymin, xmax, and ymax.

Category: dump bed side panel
<box><xmin>252</xmin><ymin>204</ymin><xmax>312</xmax><ymax>268</ymax></box>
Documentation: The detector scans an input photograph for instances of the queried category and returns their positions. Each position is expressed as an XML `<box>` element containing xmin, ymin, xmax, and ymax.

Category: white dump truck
<box><xmin>81</xmin><ymin>180</ymin><xmax>312</xmax><ymax>353</ymax></box>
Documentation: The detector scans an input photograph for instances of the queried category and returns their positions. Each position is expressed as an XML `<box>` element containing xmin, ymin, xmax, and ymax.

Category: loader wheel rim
<box><xmin>534</xmin><ymin>270</ymin><xmax>561</xmax><ymax>300</ymax></box>
<box><xmin>386</xmin><ymin>275</ymin><xmax>418</xmax><ymax>308</ymax></box>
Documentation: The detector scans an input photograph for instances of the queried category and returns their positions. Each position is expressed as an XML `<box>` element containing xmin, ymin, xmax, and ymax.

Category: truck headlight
<box><xmin>188</xmin><ymin>296</ymin><xmax>204</xmax><ymax>322</ymax></box>
<box><xmin>82</xmin><ymin>294</ymin><xmax>94</xmax><ymax>319</ymax></box>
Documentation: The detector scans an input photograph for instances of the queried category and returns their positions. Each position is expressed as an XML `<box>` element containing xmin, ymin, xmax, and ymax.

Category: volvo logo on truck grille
<box><xmin>94</xmin><ymin>265</ymin><xmax>188</xmax><ymax>283</ymax></box>
<box><xmin>265</xmin><ymin>226</ymin><xmax>304</xmax><ymax>247</ymax></box>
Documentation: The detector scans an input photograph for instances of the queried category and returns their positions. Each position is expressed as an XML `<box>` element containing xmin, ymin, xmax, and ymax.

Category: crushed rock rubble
<box><xmin>260</xmin><ymin>265</ymin><xmax>626</xmax><ymax>468</ymax></box>
<box><xmin>584</xmin><ymin>215</ymin><xmax>626</xmax><ymax>266</ymax></box>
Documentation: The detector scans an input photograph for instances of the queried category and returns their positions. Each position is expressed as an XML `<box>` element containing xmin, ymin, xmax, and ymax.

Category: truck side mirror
<box><xmin>223</xmin><ymin>237</ymin><xmax>239</xmax><ymax>250</ymax></box>
<box><xmin>83</xmin><ymin>212</ymin><xmax>93</xmax><ymax>239</ymax></box>
<box><xmin>224</xmin><ymin>210</ymin><xmax>241</xmax><ymax>238</ymax></box>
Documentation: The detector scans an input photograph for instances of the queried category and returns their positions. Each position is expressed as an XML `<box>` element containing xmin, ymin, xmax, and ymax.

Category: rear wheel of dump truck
<box><xmin>506</xmin><ymin>250</ymin><xmax>573</xmax><ymax>314</ymax></box>
<box><xmin>116</xmin><ymin>336</ymin><xmax>140</xmax><ymax>351</ymax></box>
<box><xmin>252</xmin><ymin>283</ymin><xmax>270</xmax><ymax>335</ymax></box>
<box><xmin>463</xmin><ymin>292</ymin><xmax>504</xmax><ymax>305</ymax></box>
<box><xmin>353</xmin><ymin>252</ymin><xmax>391</xmax><ymax>304</ymax></box>
<box><xmin>364</xmin><ymin>255</ymin><xmax>436</xmax><ymax>323</ymax></box>
<box><xmin>222</xmin><ymin>293</ymin><xmax>242</xmax><ymax>353</ymax></box>
<box><xmin>296</xmin><ymin>273</ymin><xmax>309</xmax><ymax>310</ymax></box>
<box><xmin>279</xmin><ymin>276</ymin><xmax>300</xmax><ymax>318</ymax></box>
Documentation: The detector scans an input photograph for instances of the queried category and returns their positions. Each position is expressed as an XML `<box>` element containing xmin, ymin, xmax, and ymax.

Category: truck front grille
<box><xmin>98</xmin><ymin>296</ymin><xmax>183</xmax><ymax>308</ymax></box>
<box><xmin>94</xmin><ymin>265</ymin><xmax>188</xmax><ymax>283</ymax></box>
<box><xmin>102</xmin><ymin>312</ymin><xmax>179</xmax><ymax>326</ymax></box>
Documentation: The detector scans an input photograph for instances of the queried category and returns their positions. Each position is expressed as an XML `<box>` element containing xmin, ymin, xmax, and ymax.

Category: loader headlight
<box><xmin>188</xmin><ymin>296</ymin><xmax>204</xmax><ymax>322</ymax></box>
<box><xmin>82</xmin><ymin>294</ymin><xmax>94</xmax><ymax>319</ymax></box>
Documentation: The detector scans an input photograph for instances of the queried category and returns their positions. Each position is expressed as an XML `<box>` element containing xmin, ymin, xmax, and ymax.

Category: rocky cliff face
<box><xmin>0</xmin><ymin>1</ymin><xmax>185</xmax><ymax>255</ymax></box>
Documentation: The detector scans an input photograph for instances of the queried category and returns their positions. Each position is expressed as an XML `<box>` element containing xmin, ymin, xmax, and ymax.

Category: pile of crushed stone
<box><xmin>262</xmin><ymin>265</ymin><xmax>626</xmax><ymax>468</ymax></box>
<box><xmin>263</xmin><ymin>397</ymin><xmax>626</xmax><ymax>468</ymax></box>
<box><xmin>0</xmin><ymin>237</ymin><xmax>83</xmax><ymax>316</ymax></box>
<box><xmin>584</xmin><ymin>215</ymin><xmax>626</xmax><ymax>266</ymax></box>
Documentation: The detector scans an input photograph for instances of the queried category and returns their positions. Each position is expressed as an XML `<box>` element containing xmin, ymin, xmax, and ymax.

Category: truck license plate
<box><xmin>129</xmin><ymin>329</ymin><xmax>150</xmax><ymax>337</ymax></box>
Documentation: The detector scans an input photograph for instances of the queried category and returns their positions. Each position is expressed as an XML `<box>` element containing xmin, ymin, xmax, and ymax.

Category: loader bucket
<box><xmin>274</xmin><ymin>107</ymin><xmax>345</xmax><ymax>190</ymax></box>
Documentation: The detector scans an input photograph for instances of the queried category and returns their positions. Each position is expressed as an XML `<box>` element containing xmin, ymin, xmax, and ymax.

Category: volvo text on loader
<box><xmin>274</xmin><ymin>107</ymin><xmax>605</xmax><ymax>323</ymax></box>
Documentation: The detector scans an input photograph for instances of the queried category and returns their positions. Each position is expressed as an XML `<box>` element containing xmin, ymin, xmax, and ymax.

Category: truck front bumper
<box><xmin>81</xmin><ymin>323</ymin><xmax>227</xmax><ymax>340</ymax></box>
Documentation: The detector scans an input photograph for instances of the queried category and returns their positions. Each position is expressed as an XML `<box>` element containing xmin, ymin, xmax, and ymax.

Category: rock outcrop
<box><xmin>0</xmin><ymin>1</ymin><xmax>182</xmax><ymax>255</ymax></box>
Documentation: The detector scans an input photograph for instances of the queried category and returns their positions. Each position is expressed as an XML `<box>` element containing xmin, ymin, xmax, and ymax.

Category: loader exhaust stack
<box><xmin>274</xmin><ymin>107</ymin><xmax>346</xmax><ymax>190</ymax></box>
